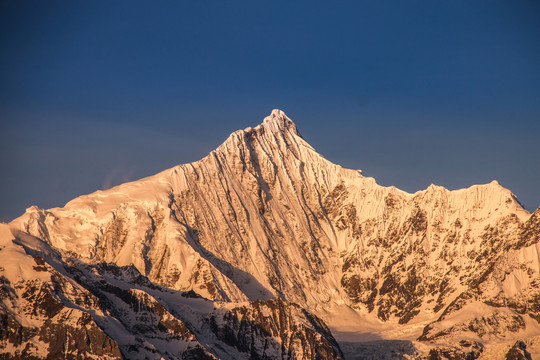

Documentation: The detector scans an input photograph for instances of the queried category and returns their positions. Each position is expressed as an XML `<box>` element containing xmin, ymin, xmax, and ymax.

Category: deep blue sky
<box><xmin>1</xmin><ymin>1</ymin><xmax>540</xmax><ymax>221</ymax></box>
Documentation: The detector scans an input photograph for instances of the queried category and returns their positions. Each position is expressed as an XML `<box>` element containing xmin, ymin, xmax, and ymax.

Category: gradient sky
<box><xmin>1</xmin><ymin>0</ymin><xmax>540</xmax><ymax>221</ymax></box>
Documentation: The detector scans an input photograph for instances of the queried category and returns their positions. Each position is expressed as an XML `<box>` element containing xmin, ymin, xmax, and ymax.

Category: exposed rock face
<box><xmin>0</xmin><ymin>224</ymin><xmax>342</xmax><ymax>359</ymax></box>
<box><xmin>427</xmin><ymin>339</ymin><xmax>483</xmax><ymax>360</ymax></box>
<box><xmin>0</xmin><ymin>228</ymin><xmax>124</xmax><ymax>359</ymax></box>
<box><xmin>505</xmin><ymin>340</ymin><xmax>532</xmax><ymax>360</ymax></box>
<box><xmin>207</xmin><ymin>299</ymin><xmax>343</xmax><ymax>360</ymax></box>
<box><xmin>2</xmin><ymin>110</ymin><xmax>540</xmax><ymax>358</ymax></box>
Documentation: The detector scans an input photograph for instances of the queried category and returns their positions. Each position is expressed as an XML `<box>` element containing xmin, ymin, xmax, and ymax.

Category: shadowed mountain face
<box><xmin>2</xmin><ymin>110</ymin><xmax>539</xmax><ymax>359</ymax></box>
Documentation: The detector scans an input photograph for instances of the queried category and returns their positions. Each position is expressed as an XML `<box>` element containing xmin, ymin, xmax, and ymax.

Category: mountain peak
<box><xmin>264</xmin><ymin>109</ymin><xmax>288</xmax><ymax>122</ymax></box>
<box><xmin>260</xmin><ymin>109</ymin><xmax>300</xmax><ymax>136</ymax></box>
<box><xmin>5</xmin><ymin>109</ymin><xmax>540</xmax><ymax>359</ymax></box>
<box><xmin>215</xmin><ymin>109</ymin><xmax>304</xmax><ymax>156</ymax></box>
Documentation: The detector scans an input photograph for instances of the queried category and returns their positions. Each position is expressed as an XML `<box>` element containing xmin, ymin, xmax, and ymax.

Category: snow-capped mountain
<box><xmin>2</xmin><ymin>110</ymin><xmax>539</xmax><ymax>359</ymax></box>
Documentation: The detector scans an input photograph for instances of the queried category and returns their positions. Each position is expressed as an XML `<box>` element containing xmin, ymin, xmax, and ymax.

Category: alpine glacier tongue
<box><xmin>2</xmin><ymin>109</ymin><xmax>540</xmax><ymax>359</ymax></box>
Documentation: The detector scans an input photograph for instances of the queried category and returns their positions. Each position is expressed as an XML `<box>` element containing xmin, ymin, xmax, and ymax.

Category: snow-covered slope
<box><xmin>2</xmin><ymin>110</ymin><xmax>539</xmax><ymax>359</ymax></box>
<box><xmin>0</xmin><ymin>223</ymin><xmax>343</xmax><ymax>359</ymax></box>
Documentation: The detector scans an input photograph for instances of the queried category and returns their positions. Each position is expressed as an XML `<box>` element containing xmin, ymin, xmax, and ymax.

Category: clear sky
<box><xmin>1</xmin><ymin>0</ymin><xmax>540</xmax><ymax>221</ymax></box>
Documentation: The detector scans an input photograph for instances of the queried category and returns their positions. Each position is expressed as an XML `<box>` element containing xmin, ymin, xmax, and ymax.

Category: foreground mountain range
<box><xmin>1</xmin><ymin>110</ymin><xmax>539</xmax><ymax>359</ymax></box>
